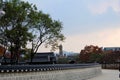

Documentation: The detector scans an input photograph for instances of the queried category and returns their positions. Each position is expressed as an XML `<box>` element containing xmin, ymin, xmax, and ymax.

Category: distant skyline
<box><xmin>23</xmin><ymin>0</ymin><xmax>120</xmax><ymax>53</ymax></box>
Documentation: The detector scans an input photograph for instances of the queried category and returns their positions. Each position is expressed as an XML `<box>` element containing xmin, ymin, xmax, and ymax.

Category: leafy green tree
<box><xmin>0</xmin><ymin>0</ymin><xmax>35</xmax><ymax>63</ymax></box>
<box><xmin>28</xmin><ymin>11</ymin><xmax>65</xmax><ymax>62</ymax></box>
<box><xmin>0</xmin><ymin>0</ymin><xmax>65</xmax><ymax>64</ymax></box>
<box><xmin>89</xmin><ymin>53</ymin><xmax>103</xmax><ymax>63</ymax></box>
<box><xmin>57</xmin><ymin>57</ymin><xmax>69</xmax><ymax>64</ymax></box>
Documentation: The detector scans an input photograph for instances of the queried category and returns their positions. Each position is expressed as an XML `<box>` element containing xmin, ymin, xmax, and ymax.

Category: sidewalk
<box><xmin>88</xmin><ymin>69</ymin><xmax>120</xmax><ymax>80</ymax></box>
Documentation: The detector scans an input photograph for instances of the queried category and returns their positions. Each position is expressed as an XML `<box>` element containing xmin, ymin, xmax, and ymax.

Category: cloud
<box><xmin>37</xmin><ymin>26</ymin><xmax>120</xmax><ymax>53</ymax></box>
<box><xmin>62</xmin><ymin>26</ymin><xmax>120</xmax><ymax>53</ymax></box>
<box><xmin>88</xmin><ymin>0</ymin><xmax>120</xmax><ymax>15</ymax></box>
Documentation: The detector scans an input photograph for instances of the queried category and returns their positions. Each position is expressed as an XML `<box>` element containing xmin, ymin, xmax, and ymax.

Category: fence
<box><xmin>0</xmin><ymin>63</ymin><xmax>101</xmax><ymax>80</ymax></box>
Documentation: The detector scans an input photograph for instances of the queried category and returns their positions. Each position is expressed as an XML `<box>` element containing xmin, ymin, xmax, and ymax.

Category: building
<box><xmin>31</xmin><ymin>52</ymin><xmax>56</xmax><ymax>64</ymax></box>
<box><xmin>59</xmin><ymin>44</ymin><xmax>63</xmax><ymax>57</ymax></box>
<box><xmin>103</xmin><ymin>47</ymin><xmax>120</xmax><ymax>51</ymax></box>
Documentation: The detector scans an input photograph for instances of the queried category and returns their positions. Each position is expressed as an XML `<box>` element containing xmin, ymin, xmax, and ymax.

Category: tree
<box><xmin>57</xmin><ymin>57</ymin><xmax>69</xmax><ymax>64</ymax></box>
<box><xmin>79</xmin><ymin>45</ymin><xmax>103</xmax><ymax>63</ymax></box>
<box><xmin>29</xmin><ymin>11</ymin><xmax>65</xmax><ymax>62</ymax></box>
<box><xmin>0</xmin><ymin>0</ymin><xmax>35</xmax><ymax>63</ymax></box>
<box><xmin>0</xmin><ymin>0</ymin><xmax>65</xmax><ymax>64</ymax></box>
<box><xmin>89</xmin><ymin>53</ymin><xmax>103</xmax><ymax>63</ymax></box>
<box><xmin>102</xmin><ymin>51</ymin><xmax>120</xmax><ymax>64</ymax></box>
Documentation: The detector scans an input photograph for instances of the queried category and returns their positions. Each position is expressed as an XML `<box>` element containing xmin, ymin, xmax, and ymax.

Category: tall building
<box><xmin>59</xmin><ymin>44</ymin><xmax>63</xmax><ymax>56</ymax></box>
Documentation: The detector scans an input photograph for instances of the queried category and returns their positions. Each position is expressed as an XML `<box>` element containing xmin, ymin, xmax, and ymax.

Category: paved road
<box><xmin>88</xmin><ymin>69</ymin><xmax>120</xmax><ymax>80</ymax></box>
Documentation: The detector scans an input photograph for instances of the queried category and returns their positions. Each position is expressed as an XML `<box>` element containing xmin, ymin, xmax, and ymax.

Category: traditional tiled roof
<box><xmin>32</xmin><ymin>52</ymin><xmax>56</xmax><ymax>63</ymax></box>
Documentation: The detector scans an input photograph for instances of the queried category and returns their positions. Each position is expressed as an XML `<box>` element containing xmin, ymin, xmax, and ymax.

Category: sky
<box><xmin>23</xmin><ymin>0</ymin><xmax>120</xmax><ymax>53</ymax></box>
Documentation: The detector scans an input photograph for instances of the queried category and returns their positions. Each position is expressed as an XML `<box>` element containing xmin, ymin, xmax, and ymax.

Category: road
<box><xmin>88</xmin><ymin>69</ymin><xmax>120</xmax><ymax>80</ymax></box>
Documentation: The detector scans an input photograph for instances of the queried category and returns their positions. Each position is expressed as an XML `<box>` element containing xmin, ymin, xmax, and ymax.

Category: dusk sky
<box><xmin>23</xmin><ymin>0</ymin><xmax>120</xmax><ymax>53</ymax></box>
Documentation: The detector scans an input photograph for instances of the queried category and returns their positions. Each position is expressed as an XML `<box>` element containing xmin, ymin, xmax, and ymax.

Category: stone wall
<box><xmin>102</xmin><ymin>63</ymin><xmax>119</xmax><ymax>69</ymax></box>
<box><xmin>0</xmin><ymin>66</ymin><xmax>101</xmax><ymax>80</ymax></box>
